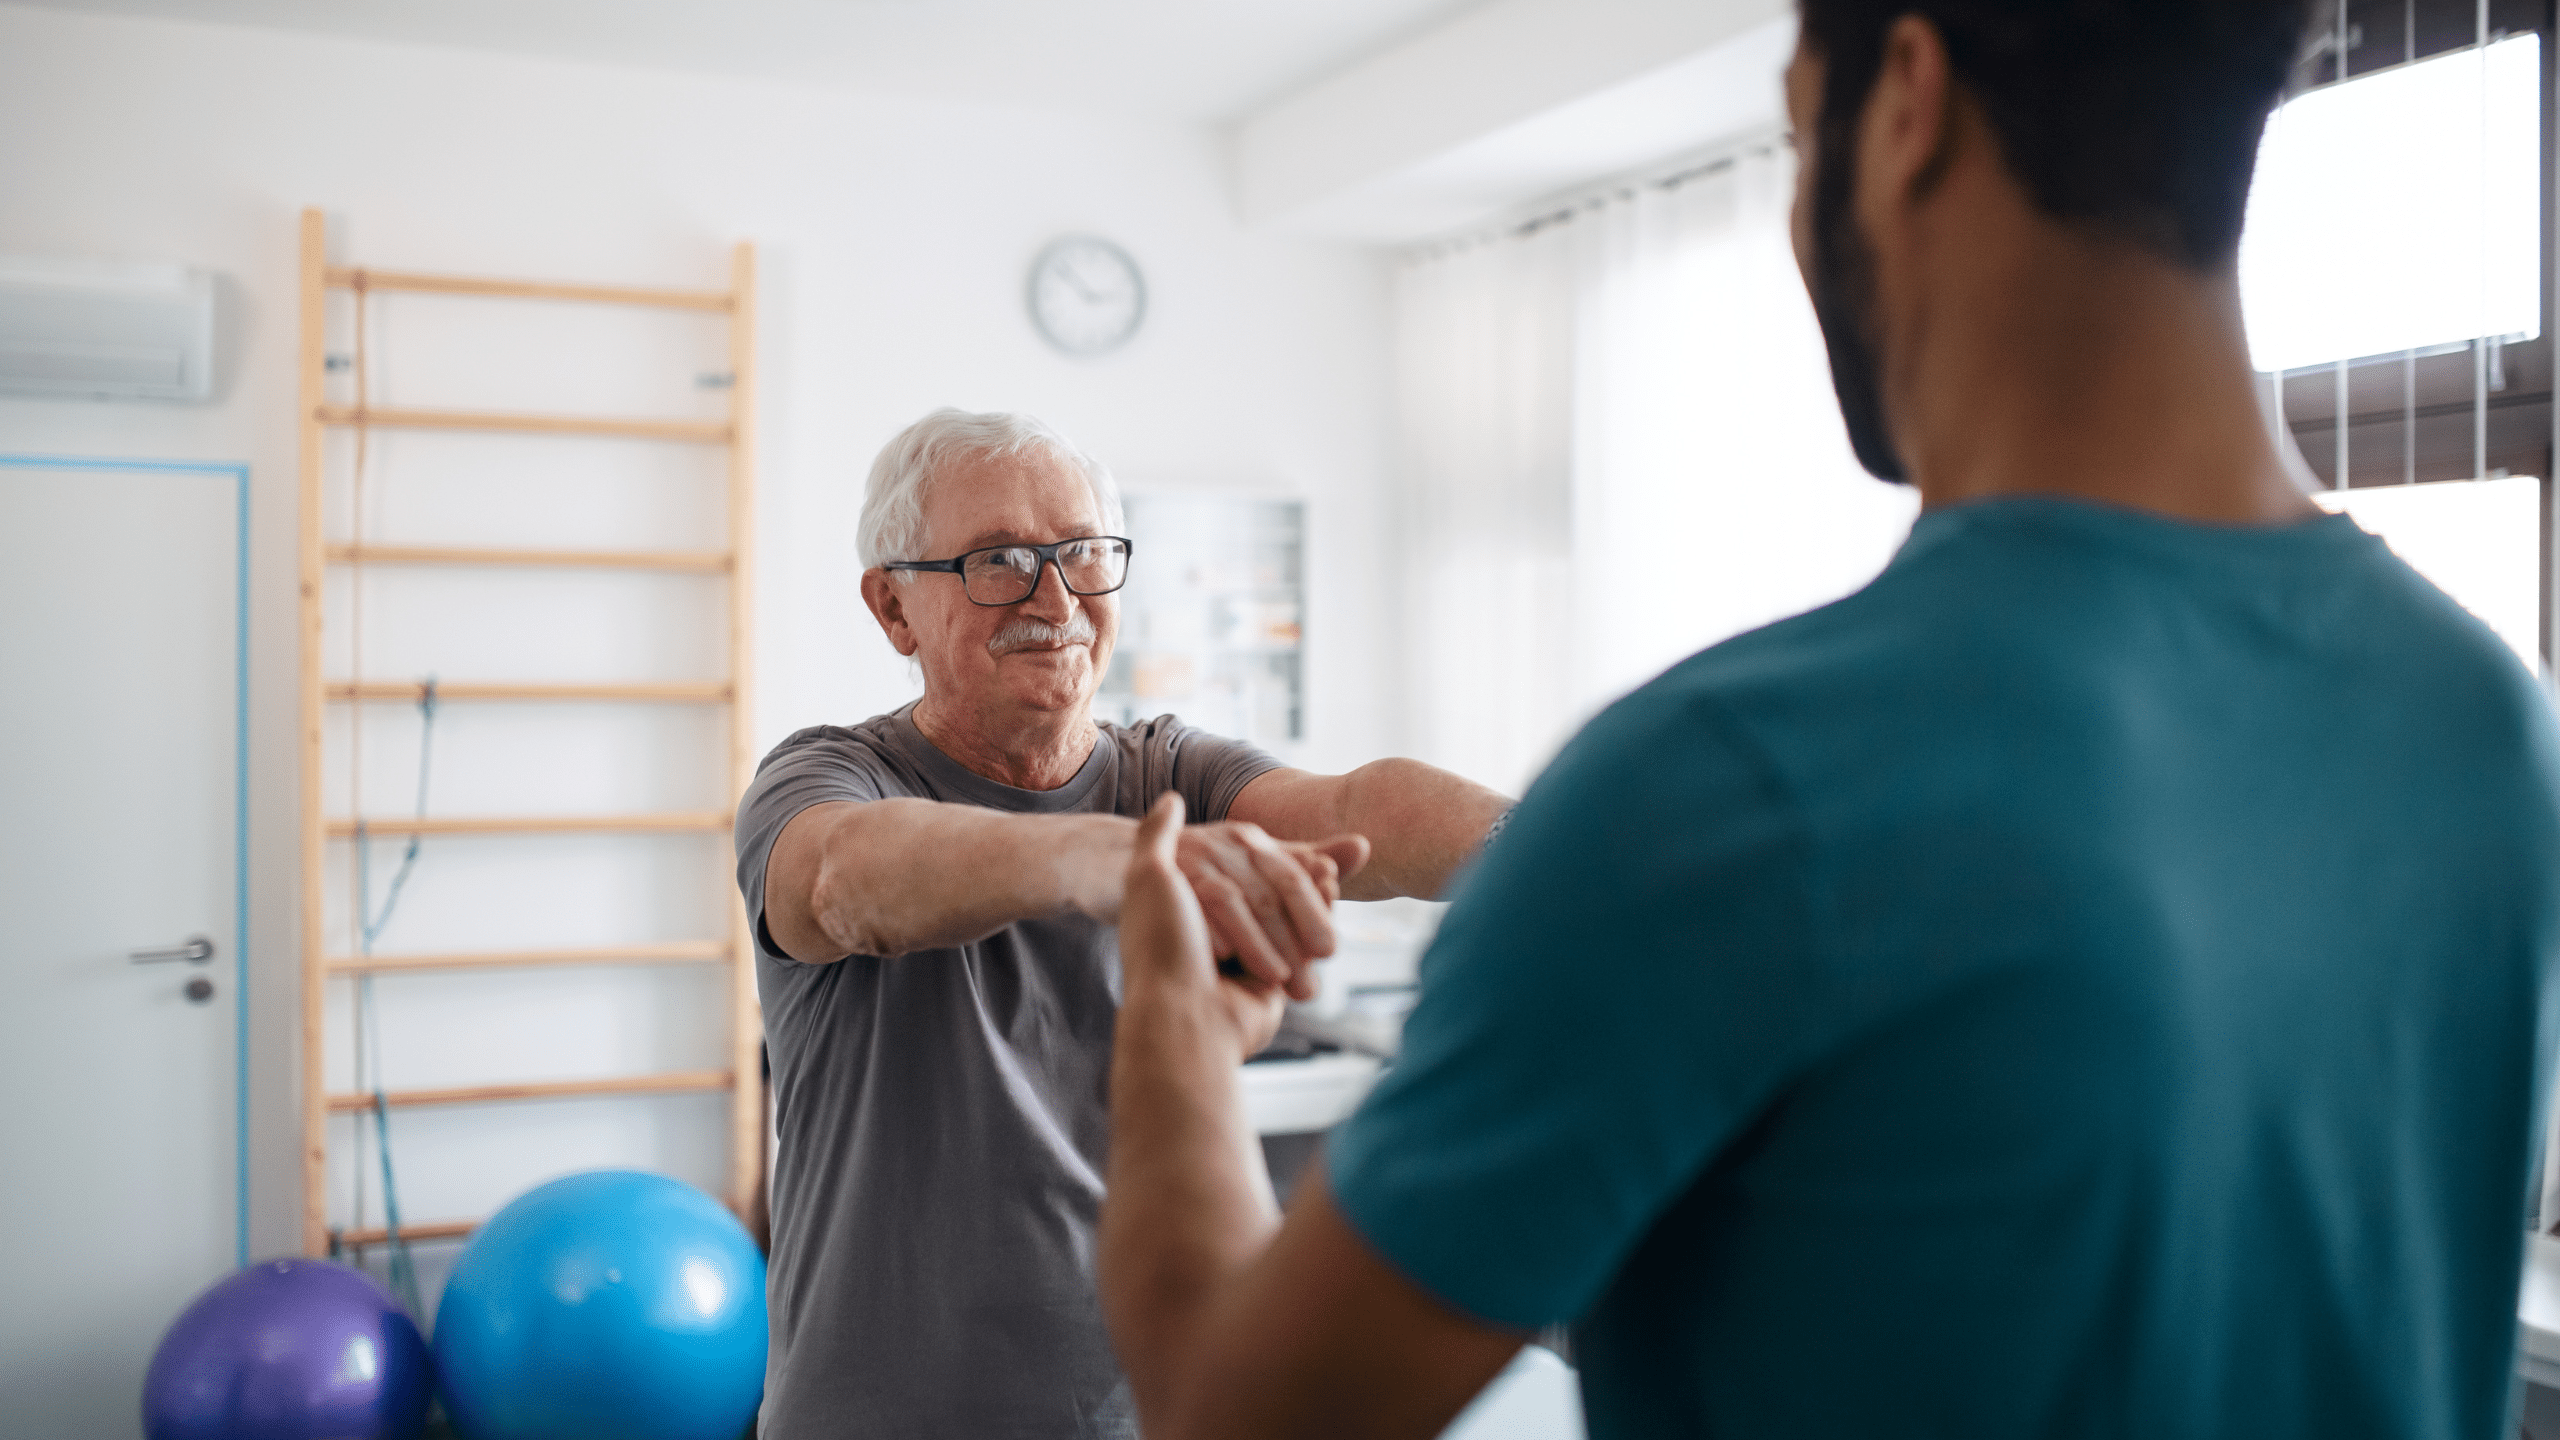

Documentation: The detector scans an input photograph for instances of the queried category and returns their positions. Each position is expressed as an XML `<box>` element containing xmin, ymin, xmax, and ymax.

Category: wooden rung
<box><xmin>335</xmin><ymin>1219</ymin><xmax>478</xmax><ymax>1249</ymax></box>
<box><xmin>325</xmin><ymin>1069</ymin><xmax>733</xmax><ymax>1113</ymax></box>
<box><xmin>328</xmin><ymin>811</ymin><xmax>731</xmax><ymax>838</ymax></box>
<box><xmin>328</xmin><ymin>544</ymin><xmax>732</xmax><ymax>574</ymax></box>
<box><xmin>328</xmin><ymin>941</ymin><xmax>730</xmax><ymax>974</ymax></box>
<box><xmin>326</xmin><ymin>267</ymin><xmax>732</xmax><ymax>313</ymax></box>
<box><xmin>315</xmin><ymin>405</ymin><xmax>731</xmax><ymax>444</ymax></box>
<box><xmin>328</xmin><ymin>680</ymin><xmax>732</xmax><ymax>704</ymax></box>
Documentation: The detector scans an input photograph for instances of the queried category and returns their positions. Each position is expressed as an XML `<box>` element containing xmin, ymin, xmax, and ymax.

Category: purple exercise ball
<box><xmin>142</xmin><ymin>1257</ymin><xmax>432</xmax><ymax>1440</ymax></box>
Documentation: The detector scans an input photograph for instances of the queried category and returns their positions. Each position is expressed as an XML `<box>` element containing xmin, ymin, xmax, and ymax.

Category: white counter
<box><xmin>1238</xmin><ymin>1052</ymin><xmax>1382</xmax><ymax>1136</ymax></box>
<box><xmin>2521</xmin><ymin>1233</ymin><xmax>2560</xmax><ymax>1388</ymax></box>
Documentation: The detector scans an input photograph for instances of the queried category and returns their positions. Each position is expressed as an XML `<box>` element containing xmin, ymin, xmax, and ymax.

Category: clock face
<box><xmin>1027</xmin><ymin>236</ymin><xmax>1146</xmax><ymax>355</ymax></box>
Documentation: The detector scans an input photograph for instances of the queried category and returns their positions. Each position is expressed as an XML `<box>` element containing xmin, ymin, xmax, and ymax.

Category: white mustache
<box><xmin>987</xmin><ymin>616</ymin><xmax>1097</xmax><ymax>656</ymax></box>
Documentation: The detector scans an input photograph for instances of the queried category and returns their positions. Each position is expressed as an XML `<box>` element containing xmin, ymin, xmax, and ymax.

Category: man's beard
<box><xmin>1806</xmin><ymin>119</ymin><xmax>1910</xmax><ymax>485</ymax></box>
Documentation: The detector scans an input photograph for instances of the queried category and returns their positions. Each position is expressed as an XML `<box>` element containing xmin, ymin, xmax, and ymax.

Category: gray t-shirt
<box><xmin>734</xmin><ymin>705</ymin><xmax>1283</xmax><ymax>1439</ymax></box>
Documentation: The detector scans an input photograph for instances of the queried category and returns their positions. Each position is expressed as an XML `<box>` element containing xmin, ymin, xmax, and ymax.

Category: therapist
<box><xmin>1096</xmin><ymin>2</ymin><xmax>2560</xmax><ymax>1437</ymax></box>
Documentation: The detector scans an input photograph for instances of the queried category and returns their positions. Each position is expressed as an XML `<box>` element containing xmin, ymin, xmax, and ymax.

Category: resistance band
<box><xmin>350</xmin><ymin>677</ymin><xmax>438</xmax><ymax>1317</ymax></box>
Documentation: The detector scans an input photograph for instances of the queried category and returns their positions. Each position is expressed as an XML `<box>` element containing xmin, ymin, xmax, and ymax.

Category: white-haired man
<box><xmin>733</xmin><ymin>408</ymin><xmax>1511</xmax><ymax>1438</ymax></box>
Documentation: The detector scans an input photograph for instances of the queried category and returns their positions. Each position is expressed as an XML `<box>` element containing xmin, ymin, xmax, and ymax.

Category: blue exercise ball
<box><xmin>143</xmin><ymin>1257</ymin><xmax>431</xmax><ymax>1440</ymax></box>
<box><xmin>433</xmin><ymin>1170</ymin><xmax>766</xmax><ymax>1440</ymax></box>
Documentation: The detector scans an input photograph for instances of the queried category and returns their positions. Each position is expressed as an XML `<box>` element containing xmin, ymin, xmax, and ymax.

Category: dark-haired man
<box><xmin>1095</xmin><ymin>4</ymin><xmax>2560</xmax><ymax>1438</ymax></box>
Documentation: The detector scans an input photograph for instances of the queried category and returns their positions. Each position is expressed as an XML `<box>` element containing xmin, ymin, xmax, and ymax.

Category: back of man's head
<box><xmin>1798</xmin><ymin>0</ymin><xmax>2316</xmax><ymax>269</ymax></box>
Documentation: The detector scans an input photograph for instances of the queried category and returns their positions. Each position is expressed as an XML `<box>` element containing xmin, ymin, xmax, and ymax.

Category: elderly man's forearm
<box><xmin>804</xmin><ymin>801</ymin><xmax>1133</xmax><ymax>957</ymax></box>
<box><xmin>1337</xmin><ymin>758</ymin><xmax>1513</xmax><ymax>901</ymax></box>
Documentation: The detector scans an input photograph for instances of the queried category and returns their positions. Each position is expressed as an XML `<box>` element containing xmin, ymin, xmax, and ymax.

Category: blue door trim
<box><xmin>0</xmin><ymin>454</ymin><xmax>253</xmax><ymax>1270</ymax></box>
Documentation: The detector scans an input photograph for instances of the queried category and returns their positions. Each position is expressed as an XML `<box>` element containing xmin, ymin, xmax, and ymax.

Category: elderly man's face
<box><xmin>887</xmin><ymin>447</ymin><xmax>1119</xmax><ymax>721</ymax></box>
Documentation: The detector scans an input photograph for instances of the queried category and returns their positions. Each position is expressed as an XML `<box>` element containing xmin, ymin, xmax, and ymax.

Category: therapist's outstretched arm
<box><xmin>1100</xmin><ymin>793</ymin><xmax>1524</xmax><ymax>1440</ymax></box>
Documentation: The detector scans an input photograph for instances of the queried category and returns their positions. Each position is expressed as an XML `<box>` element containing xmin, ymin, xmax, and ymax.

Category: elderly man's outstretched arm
<box><xmin>762</xmin><ymin>795</ymin><xmax>1371</xmax><ymax>994</ymax></box>
<box><xmin>1228</xmin><ymin>761</ymin><xmax>1512</xmax><ymax>903</ymax></box>
<box><xmin>762</xmin><ymin>755</ymin><xmax>1506</xmax><ymax>980</ymax></box>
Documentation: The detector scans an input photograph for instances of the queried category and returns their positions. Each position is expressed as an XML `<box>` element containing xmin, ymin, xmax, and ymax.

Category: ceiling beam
<box><xmin>1233</xmin><ymin>0</ymin><xmax>1792</xmax><ymax>238</ymax></box>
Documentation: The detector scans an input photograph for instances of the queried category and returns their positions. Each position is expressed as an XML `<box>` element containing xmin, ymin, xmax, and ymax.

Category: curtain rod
<box><xmin>1400</xmin><ymin>124</ymin><xmax>1792</xmax><ymax>265</ymax></box>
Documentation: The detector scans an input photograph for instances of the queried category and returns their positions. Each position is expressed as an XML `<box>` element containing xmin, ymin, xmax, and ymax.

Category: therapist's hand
<box><xmin>1103</xmin><ymin>788</ymin><xmax>1525</xmax><ymax>1440</ymax></box>
<box><xmin>1125</xmin><ymin>793</ymin><xmax>1288</xmax><ymax>1062</ymax></box>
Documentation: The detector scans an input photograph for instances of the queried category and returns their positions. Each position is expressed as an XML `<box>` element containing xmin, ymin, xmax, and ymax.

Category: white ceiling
<box><xmin>24</xmin><ymin>0</ymin><xmax>1796</xmax><ymax>246</ymax></box>
<box><xmin>1235</xmin><ymin>0</ymin><xmax>1792</xmax><ymax>243</ymax></box>
<box><xmin>1270</xmin><ymin>17</ymin><xmax>1794</xmax><ymax>244</ymax></box>
<box><xmin>10</xmin><ymin>0</ymin><xmax>1495</xmax><ymax>122</ymax></box>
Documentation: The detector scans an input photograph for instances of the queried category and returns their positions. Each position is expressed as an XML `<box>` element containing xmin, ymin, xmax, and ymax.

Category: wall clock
<box><xmin>1027</xmin><ymin>235</ymin><xmax>1146</xmax><ymax>356</ymax></box>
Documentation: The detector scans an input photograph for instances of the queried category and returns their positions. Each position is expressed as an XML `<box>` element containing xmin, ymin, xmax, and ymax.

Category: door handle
<box><xmin>130</xmin><ymin>936</ymin><xmax>214</xmax><ymax>965</ymax></box>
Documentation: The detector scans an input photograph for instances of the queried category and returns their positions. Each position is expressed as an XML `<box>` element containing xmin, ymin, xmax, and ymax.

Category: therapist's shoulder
<box><xmin>1614</xmin><ymin>538</ymin><xmax>2032</xmax><ymax>791</ymax></box>
<box><xmin>1492</xmin><ymin>589</ymin><xmax>1960</xmax><ymax>886</ymax></box>
<box><xmin>1581</xmin><ymin>584</ymin><xmax>1917</xmax><ymax>757</ymax></box>
<box><xmin>1682</xmin><ymin>549</ymin><xmax>1961</xmax><ymax>687</ymax></box>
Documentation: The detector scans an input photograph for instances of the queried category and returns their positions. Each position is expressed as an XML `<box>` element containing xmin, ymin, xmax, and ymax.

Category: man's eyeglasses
<box><xmin>883</xmin><ymin>535</ymin><xmax>1134</xmax><ymax>607</ymax></box>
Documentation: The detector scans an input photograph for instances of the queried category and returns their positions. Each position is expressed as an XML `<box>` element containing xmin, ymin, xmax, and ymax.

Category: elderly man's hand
<box><xmin>1120</xmin><ymin>793</ymin><xmax>1291</xmax><ymax>1060</ymax></box>
<box><xmin>1172</xmin><ymin>820</ymin><xmax>1369</xmax><ymax>1003</ymax></box>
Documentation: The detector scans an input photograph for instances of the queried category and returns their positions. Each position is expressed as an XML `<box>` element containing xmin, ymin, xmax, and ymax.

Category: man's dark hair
<box><xmin>1797</xmin><ymin>0</ymin><xmax>2318</xmax><ymax>268</ymax></box>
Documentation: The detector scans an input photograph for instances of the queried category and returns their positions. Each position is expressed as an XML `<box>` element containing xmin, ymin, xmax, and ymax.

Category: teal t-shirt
<box><xmin>1330</xmin><ymin>496</ymin><xmax>2560</xmax><ymax>1438</ymax></box>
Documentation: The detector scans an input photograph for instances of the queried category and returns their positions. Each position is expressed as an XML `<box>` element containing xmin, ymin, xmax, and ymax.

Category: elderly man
<box><xmin>732</xmin><ymin>407</ymin><xmax>1510</xmax><ymax>1438</ymax></box>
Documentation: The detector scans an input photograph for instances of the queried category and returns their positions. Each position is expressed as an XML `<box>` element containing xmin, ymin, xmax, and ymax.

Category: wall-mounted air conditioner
<box><xmin>0</xmin><ymin>254</ymin><xmax>217</xmax><ymax>403</ymax></box>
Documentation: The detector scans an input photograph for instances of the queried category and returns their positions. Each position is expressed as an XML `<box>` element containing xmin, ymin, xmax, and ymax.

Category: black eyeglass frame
<box><xmin>881</xmin><ymin>535</ymin><xmax>1136</xmax><ymax>607</ymax></box>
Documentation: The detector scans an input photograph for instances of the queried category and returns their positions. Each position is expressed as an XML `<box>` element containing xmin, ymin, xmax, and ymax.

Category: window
<box><xmin>2240</xmin><ymin>0</ymin><xmax>2552</xmax><ymax>671</ymax></box>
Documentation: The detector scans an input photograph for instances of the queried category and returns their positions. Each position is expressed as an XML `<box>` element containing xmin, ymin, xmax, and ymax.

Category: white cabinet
<box><xmin>1101</xmin><ymin>493</ymin><xmax>1304</xmax><ymax>748</ymax></box>
<box><xmin>2521</xmin><ymin>1233</ymin><xmax>2560</xmax><ymax>1388</ymax></box>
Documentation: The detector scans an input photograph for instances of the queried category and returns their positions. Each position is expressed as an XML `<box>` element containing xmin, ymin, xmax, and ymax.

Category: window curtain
<box><xmin>1394</xmin><ymin>140</ymin><xmax>1920</xmax><ymax>795</ymax></box>
<box><xmin>1392</xmin><ymin>215</ymin><xmax>1585</xmax><ymax>799</ymax></box>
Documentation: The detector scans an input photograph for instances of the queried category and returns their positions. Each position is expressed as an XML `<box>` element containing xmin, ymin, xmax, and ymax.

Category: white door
<box><xmin>0</xmin><ymin>458</ymin><xmax>242</xmax><ymax>1438</ymax></box>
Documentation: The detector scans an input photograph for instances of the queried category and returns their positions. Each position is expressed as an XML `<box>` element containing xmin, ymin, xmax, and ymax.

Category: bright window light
<box><xmin>2239</xmin><ymin>34</ymin><xmax>2542</xmax><ymax>374</ymax></box>
<box><xmin>2312</xmin><ymin>474</ymin><xmax>2543</xmax><ymax>671</ymax></box>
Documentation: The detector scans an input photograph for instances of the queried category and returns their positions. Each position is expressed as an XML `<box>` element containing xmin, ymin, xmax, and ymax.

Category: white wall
<box><xmin>0</xmin><ymin>2</ymin><xmax>1397</xmax><ymax>1266</ymax></box>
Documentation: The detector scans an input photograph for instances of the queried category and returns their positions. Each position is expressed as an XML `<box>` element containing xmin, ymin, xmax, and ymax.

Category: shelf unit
<box><xmin>294</xmin><ymin>209</ymin><xmax>761</xmax><ymax>1257</ymax></box>
<box><xmin>1099</xmin><ymin>494</ymin><xmax>1306</xmax><ymax>747</ymax></box>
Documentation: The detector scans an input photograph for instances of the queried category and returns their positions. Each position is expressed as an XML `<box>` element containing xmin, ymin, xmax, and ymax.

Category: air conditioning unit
<box><xmin>0</xmin><ymin>254</ymin><xmax>217</xmax><ymax>402</ymax></box>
